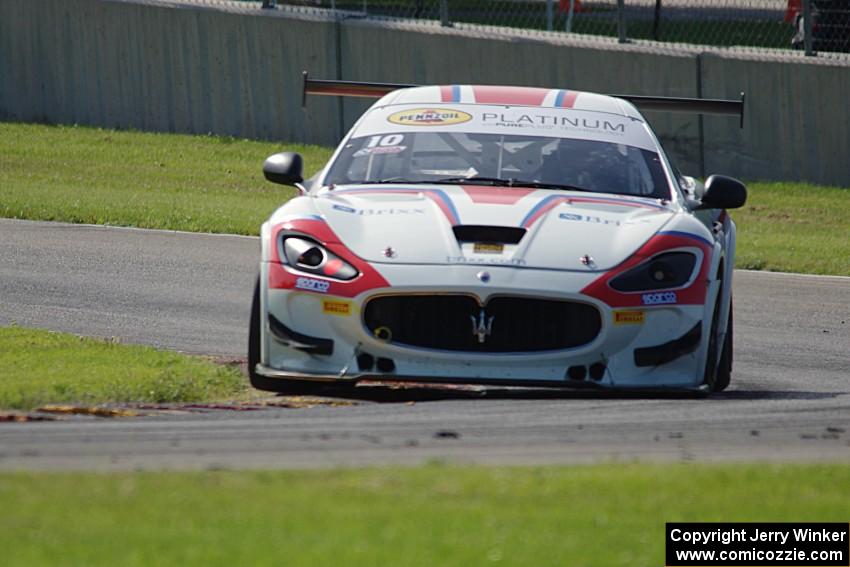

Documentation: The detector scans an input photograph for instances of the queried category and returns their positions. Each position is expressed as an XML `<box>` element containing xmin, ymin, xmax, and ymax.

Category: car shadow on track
<box><xmin>288</xmin><ymin>383</ymin><xmax>845</xmax><ymax>404</ymax></box>
<box><xmin>295</xmin><ymin>382</ymin><xmax>706</xmax><ymax>403</ymax></box>
<box><xmin>713</xmin><ymin>390</ymin><xmax>843</xmax><ymax>401</ymax></box>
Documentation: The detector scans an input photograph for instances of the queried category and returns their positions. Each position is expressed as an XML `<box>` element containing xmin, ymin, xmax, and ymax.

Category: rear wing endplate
<box><xmin>302</xmin><ymin>71</ymin><xmax>746</xmax><ymax>128</ymax></box>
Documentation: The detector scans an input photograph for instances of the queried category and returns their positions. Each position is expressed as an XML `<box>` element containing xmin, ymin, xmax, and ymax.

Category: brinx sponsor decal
<box><xmin>559</xmin><ymin>212</ymin><xmax>656</xmax><ymax>226</ymax></box>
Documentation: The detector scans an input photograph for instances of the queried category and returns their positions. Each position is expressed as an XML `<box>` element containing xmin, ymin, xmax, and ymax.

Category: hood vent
<box><xmin>452</xmin><ymin>225</ymin><xmax>526</xmax><ymax>245</ymax></box>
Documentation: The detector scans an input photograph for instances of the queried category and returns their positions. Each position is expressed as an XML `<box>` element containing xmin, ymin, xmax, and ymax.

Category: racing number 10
<box><xmin>366</xmin><ymin>134</ymin><xmax>404</xmax><ymax>148</ymax></box>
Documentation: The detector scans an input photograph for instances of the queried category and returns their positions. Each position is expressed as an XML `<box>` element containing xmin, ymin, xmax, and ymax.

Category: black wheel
<box><xmin>714</xmin><ymin>298</ymin><xmax>733</xmax><ymax>392</ymax></box>
<box><xmin>247</xmin><ymin>277</ymin><xmax>331</xmax><ymax>395</ymax></box>
<box><xmin>702</xmin><ymin>288</ymin><xmax>733</xmax><ymax>393</ymax></box>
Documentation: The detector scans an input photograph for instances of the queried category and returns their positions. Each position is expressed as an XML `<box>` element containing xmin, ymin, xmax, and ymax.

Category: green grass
<box><xmin>1</xmin><ymin>463</ymin><xmax>848</xmax><ymax>566</ymax></box>
<box><xmin>0</xmin><ymin>122</ymin><xmax>332</xmax><ymax>235</ymax></box>
<box><xmin>0</xmin><ymin>326</ymin><xmax>245</xmax><ymax>410</ymax></box>
<box><xmin>733</xmin><ymin>182</ymin><xmax>850</xmax><ymax>275</ymax></box>
<box><xmin>2</xmin><ymin>121</ymin><xmax>848</xmax><ymax>275</ymax></box>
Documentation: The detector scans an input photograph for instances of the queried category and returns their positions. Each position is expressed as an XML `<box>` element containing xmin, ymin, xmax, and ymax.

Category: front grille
<box><xmin>363</xmin><ymin>295</ymin><xmax>601</xmax><ymax>353</ymax></box>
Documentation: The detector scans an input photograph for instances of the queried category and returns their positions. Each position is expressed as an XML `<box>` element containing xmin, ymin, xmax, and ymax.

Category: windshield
<box><xmin>324</xmin><ymin>132</ymin><xmax>671</xmax><ymax>199</ymax></box>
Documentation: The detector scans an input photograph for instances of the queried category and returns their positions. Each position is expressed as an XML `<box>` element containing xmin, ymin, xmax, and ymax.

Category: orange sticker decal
<box><xmin>613</xmin><ymin>310</ymin><xmax>645</xmax><ymax>325</ymax></box>
<box><xmin>323</xmin><ymin>300</ymin><xmax>352</xmax><ymax>316</ymax></box>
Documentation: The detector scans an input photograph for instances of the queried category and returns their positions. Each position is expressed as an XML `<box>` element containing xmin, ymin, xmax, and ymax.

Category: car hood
<box><xmin>311</xmin><ymin>184</ymin><xmax>676</xmax><ymax>271</ymax></box>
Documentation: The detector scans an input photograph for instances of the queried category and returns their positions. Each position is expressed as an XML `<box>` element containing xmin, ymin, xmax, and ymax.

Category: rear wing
<box><xmin>302</xmin><ymin>71</ymin><xmax>746</xmax><ymax>128</ymax></box>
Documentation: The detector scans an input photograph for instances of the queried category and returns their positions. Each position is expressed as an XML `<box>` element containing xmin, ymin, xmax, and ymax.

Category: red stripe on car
<box><xmin>471</xmin><ymin>86</ymin><xmax>549</xmax><ymax>106</ymax></box>
<box><xmin>558</xmin><ymin>90</ymin><xmax>579</xmax><ymax>108</ymax></box>
<box><xmin>462</xmin><ymin>186</ymin><xmax>536</xmax><ymax>205</ymax></box>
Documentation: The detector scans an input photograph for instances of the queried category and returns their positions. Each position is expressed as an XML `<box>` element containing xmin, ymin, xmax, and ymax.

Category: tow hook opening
<box><xmin>588</xmin><ymin>362</ymin><xmax>607</xmax><ymax>381</ymax></box>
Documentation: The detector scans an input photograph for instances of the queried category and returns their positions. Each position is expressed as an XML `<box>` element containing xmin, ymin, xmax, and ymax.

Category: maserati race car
<box><xmin>248</xmin><ymin>75</ymin><xmax>747</xmax><ymax>394</ymax></box>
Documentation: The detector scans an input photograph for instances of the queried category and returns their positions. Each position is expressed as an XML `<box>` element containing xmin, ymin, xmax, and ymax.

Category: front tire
<box><xmin>247</xmin><ymin>277</ymin><xmax>330</xmax><ymax>395</ymax></box>
<box><xmin>714</xmin><ymin>298</ymin><xmax>733</xmax><ymax>392</ymax></box>
<box><xmin>703</xmin><ymin>291</ymin><xmax>733</xmax><ymax>393</ymax></box>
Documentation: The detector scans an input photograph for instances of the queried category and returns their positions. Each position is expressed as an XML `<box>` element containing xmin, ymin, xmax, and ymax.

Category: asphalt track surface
<box><xmin>1</xmin><ymin>219</ymin><xmax>848</xmax><ymax>470</ymax></box>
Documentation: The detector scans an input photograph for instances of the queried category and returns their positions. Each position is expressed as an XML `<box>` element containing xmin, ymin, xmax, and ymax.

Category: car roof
<box><xmin>350</xmin><ymin>85</ymin><xmax>658</xmax><ymax>152</ymax></box>
<box><xmin>376</xmin><ymin>85</ymin><xmax>645</xmax><ymax>121</ymax></box>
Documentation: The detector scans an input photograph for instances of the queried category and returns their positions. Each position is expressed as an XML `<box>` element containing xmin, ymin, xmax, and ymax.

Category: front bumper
<box><xmin>258</xmin><ymin>262</ymin><xmax>712</xmax><ymax>390</ymax></box>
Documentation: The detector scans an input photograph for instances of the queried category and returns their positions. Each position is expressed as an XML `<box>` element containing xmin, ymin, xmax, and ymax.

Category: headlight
<box><xmin>280</xmin><ymin>237</ymin><xmax>358</xmax><ymax>281</ymax></box>
<box><xmin>609</xmin><ymin>251</ymin><xmax>697</xmax><ymax>292</ymax></box>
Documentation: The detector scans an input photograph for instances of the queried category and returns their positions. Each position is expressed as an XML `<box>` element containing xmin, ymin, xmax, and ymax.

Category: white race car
<box><xmin>248</xmin><ymin>76</ymin><xmax>746</xmax><ymax>394</ymax></box>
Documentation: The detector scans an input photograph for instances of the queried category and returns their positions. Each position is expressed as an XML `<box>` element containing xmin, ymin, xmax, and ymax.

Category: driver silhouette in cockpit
<box><xmin>535</xmin><ymin>138</ymin><xmax>626</xmax><ymax>193</ymax></box>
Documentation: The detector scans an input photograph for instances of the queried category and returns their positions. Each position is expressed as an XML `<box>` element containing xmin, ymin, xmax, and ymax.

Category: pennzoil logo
<box><xmin>388</xmin><ymin>108</ymin><xmax>472</xmax><ymax>126</ymax></box>
<box><xmin>613</xmin><ymin>310</ymin><xmax>645</xmax><ymax>325</ymax></box>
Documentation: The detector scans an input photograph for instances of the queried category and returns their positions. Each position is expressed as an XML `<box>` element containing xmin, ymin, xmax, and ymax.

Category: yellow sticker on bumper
<box><xmin>473</xmin><ymin>242</ymin><xmax>504</xmax><ymax>254</ymax></box>
<box><xmin>323</xmin><ymin>300</ymin><xmax>352</xmax><ymax>316</ymax></box>
<box><xmin>613</xmin><ymin>310</ymin><xmax>645</xmax><ymax>325</ymax></box>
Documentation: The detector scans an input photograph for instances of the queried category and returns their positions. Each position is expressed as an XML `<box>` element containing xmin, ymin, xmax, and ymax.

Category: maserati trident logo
<box><xmin>470</xmin><ymin>309</ymin><xmax>496</xmax><ymax>344</ymax></box>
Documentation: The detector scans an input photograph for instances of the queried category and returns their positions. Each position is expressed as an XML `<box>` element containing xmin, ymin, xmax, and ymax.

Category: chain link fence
<box><xmin>248</xmin><ymin>0</ymin><xmax>850</xmax><ymax>54</ymax></box>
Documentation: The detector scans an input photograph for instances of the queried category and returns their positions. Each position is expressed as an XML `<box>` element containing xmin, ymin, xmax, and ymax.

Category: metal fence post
<box><xmin>653</xmin><ymin>0</ymin><xmax>662</xmax><ymax>40</ymax></box>
<box><xmin>546</xmin><ymin>0</ymin><xmax>554</xmax><ymax>32</ymax></box>
<box><xmin>440</xmin><ymin>0</ymin><xmax>452</xmax><ymax>27</ymax></box>
<box><xmin>803</xmin><ymin>0</ymin><xmax>815</xmax><ymax>56</ymax></box>
<box><xmin>617</xmin><ymin>0</ymin><xmax>627</xmax><ymax>43</ymax></box>
<box><xmin>565</xmin><ymin>0</ymin><xmax>575</xmax><ymax>32</ymax></box>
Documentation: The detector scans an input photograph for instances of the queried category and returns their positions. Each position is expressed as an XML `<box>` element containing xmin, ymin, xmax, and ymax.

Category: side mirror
<box><xmin>263</xmin><ymin>152</ymin><xmax>304</xmax><ymax>186</ymax></box>
<box><xmin>698</xmin><ymin>175</ymin><xmax>747</xmax><ymax>210</ymax></box>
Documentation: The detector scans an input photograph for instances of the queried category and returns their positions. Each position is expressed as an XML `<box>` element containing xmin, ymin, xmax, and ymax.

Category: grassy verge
<box><xmin>0</xmin><ymin>122</ymin><xmax>332</xmax><ymax>235</ymax></box>
<box><xmin>734</xmin><ymin>182</ymin><xmax>850</xmax><ymax>275</ymax></box>
<box><xmin>2</xmin><ymin>121</ymin><xmax>847</xmax><ymax>275</ymax></box>
<box><xmin>1</xmin><ymin>463</ymin><xmax>848</xmax><ymax>566</ymax></box>
<box><xmin>0</xmin><ymin>326</ymin><xmax>244</xmax><ymax>410</ymax></box>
